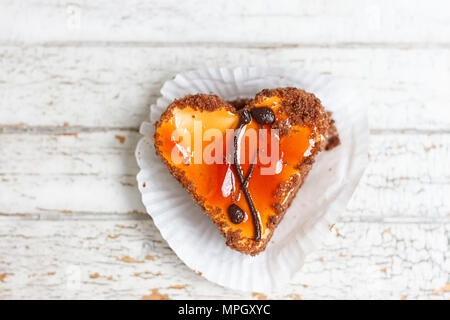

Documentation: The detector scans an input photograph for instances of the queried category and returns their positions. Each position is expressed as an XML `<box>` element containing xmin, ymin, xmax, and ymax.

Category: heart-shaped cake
<box><xmin>154</xmin><ymin>87</ymin><xmax>337</xmax><ymax>255</ymax></box>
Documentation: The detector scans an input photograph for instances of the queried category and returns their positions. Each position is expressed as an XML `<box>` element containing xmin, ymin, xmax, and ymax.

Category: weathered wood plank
<box><xmin>0</xmin><ymin>131</ymin><xmax>145</xmax><ymax>218</ymax></box>
<box><xmin>0</xmin><ymin>220</ymin><xmax>447</xmax><ymax>299</ymax></box>
<box><xmin>0</xmin><ymin>131</ymin><xmax>449</xmax><ymax>220</ymax></box>
<box><xmin>347</xmin><ymin>132</ymin><xmax>450</xmax><ymax>220</ymax></box>
<box><xmin>1</xmin><ymin>47</ymin><xmax>450</xmax><ymax>130</ymax></box>
<box><xmin>1</xmin><ymin>0</ymin><xmax>450</xmax><ymax>45</ymax></box>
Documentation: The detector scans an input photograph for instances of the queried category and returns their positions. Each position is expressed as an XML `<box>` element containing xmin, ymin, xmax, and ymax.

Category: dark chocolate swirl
<box><xmin>229</xmin><ymin>110</ymin><xmax>262</xmax><ymax>242</ymax></box>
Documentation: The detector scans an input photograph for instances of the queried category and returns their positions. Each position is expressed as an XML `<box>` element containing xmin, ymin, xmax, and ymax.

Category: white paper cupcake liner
<box><xmin>135</xmin><ymin>67</ymin><xmax>368</xmax><ymax>292</ymax></box>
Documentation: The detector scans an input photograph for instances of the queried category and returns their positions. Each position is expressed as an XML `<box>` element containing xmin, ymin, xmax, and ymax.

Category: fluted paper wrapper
<box><xmin>135</xmin><ymin>67</ymin><xmax>368</xmax><ymax>291</ymax></box>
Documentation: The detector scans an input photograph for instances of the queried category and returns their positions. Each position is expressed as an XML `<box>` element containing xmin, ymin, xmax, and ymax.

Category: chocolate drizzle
<box><xmin>250</xmin><ymin>107</ymin><xmax>275</xmax><ymax>125</ymax></box>
<box><xmin>229</xmin><ymin>110</ymin><xmax>262</xmax><ymax>242</ymax></box>
<box><xmin>228</xmin><ymin>204</ymin><xmax>245</xmax><ymax>224</ymax></box>
<box><xmin>243</xmin><ymin>162</ymin><xmax>255</xmax><ymax>187</ymax></box>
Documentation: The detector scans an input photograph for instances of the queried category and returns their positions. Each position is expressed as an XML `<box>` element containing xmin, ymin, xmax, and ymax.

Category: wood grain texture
<box><xmin>1</xmin><ymin>0</ymin><xmax>450</xmax><ymax>45</ymax></box>
<box><xmin>1</xmin><ymin>46</ymin><xmax>450</xmax><ymax>130</ymax></box>
<box><xmin>0</xmin><ymin>220</ymin><xmax>448</xmax><ymax>299</ymax></box>
<box><xmin>0</xmin><ymin>132</ymin><xmax>449</xmax><ymax>220</ymax></box>
<box><xmin>1</xmin><ymin>0</ymin><xmax>449</xmax><ymax>300</ymax></box>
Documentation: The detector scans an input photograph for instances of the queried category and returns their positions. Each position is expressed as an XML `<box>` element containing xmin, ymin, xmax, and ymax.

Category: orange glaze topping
<box><xmin>155</xmin><ymin>97</ymin><xmax>313</xmax><ymax>240</ymax></box>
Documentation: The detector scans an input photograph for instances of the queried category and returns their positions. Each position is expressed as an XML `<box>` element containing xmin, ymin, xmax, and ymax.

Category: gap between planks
<box><xmin>2</xmin><ymin>126</ymin><xmax>450</xmax><ymax>136</ymax></box>
<box><xmin>1</xmin><ymin>211</ymin><xmax>449</xmax><ymax>224</ymax></box>
<box><xmin>3</xmin><ymin>41</ymin><xmax>450</xmax><ymax>50</ymax></box>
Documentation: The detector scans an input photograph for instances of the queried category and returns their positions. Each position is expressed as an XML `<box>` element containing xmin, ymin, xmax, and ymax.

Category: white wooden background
<box><xmin>0</xmin><ymin>0</ymin><xmax>449</xmax><ymax>300</ymax></box>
